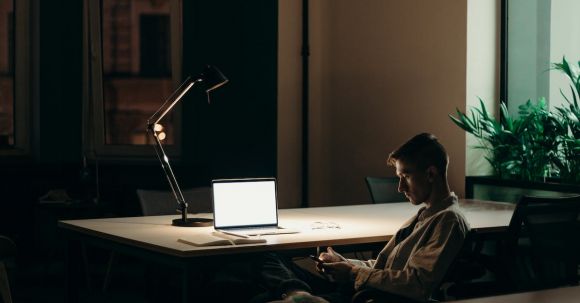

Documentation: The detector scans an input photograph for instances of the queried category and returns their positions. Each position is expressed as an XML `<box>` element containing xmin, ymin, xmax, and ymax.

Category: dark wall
<box><xmin>182</xmin><ymin>0</ymin><xmax>278</xmax><ymax>179</ymax></box>
<box><xmin>36</xmin><ymin>0</ymin><xmax>83</xmax><ymax>163</ymax></box>
<box><xmin>0</xmin><ymin>0</ymin><xmax>84</xmax><ymax>252</ymax></box>
<box><xmin>0</xmin><ymin>0</ymin><xmax>278</xmax><ymax>258</ymax></box>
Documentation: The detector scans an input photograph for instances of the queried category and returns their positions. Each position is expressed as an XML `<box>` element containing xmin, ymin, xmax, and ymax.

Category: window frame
<box><xmin>500</xmin><ymin>0</ymin><xmax>507</xmax><ymax>109</ymax></box>
<box><xmin>84</xmin><ymin>0</ymin><xmax>182</xmax><ymax>159</ymax></box>
<box><xmin>0</xmin><ymin>0</ymin><xmax>31</xmax><ymax>156</ymax></box>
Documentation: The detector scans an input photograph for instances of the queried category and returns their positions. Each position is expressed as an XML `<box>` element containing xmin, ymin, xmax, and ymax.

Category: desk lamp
<box><xmin>147</xmin><ymin>65</ymin><xmax>228</xmax><ymax>227</ymax></box>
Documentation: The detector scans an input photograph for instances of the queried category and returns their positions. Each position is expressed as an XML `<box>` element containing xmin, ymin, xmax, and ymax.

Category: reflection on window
<box><xmin>101</xmin><ymin>0</ymin><xmax>174</xmax><ymax>145</ymax></box>
<box><xmin>0</xmin><ymin>1</ymin><xmax>14</xmax><ymax>147</ymax></box>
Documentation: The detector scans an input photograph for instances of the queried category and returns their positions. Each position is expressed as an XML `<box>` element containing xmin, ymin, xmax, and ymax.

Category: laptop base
<box><xmin>172</xmin><ymin>217</ymin><xmax>213</xmax><ymax>227</ymax></box>
<box><xmin>217</xmin><ymin>227</ymin><xmax>299</xmax><ymax>237</ymax></box>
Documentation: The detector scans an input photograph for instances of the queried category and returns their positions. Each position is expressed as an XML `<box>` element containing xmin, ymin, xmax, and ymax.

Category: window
<box><xmin>85</xmin><ymin>0</ymin><xmax>181</xmax><ymax>157</ymax></box>
<box><xmin>0</xmin><ymin>0</ymin><xmax>30</xmax><ymax>155</ymax></box>
<box><xmin>0</xmin><ymin>2</ymin><xmax>14</xmax><ymax>148</ymax></box>
<box><xmin>503</xmin><ymin>0</ymin><xmax>580</xmax><ymax>116</ymax></box>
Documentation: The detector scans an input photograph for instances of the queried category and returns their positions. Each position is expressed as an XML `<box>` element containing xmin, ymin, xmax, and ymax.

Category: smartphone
<box><xmin>309</xmin><ymin>255</ymin><xmax>324</xmax><ymax>264</ymax></box>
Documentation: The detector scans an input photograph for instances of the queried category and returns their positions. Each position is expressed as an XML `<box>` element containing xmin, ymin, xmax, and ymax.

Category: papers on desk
<box><xmin>178</xmin><ymin>232</ymin><xmax>266</xmax><ymax>247</ymax></box>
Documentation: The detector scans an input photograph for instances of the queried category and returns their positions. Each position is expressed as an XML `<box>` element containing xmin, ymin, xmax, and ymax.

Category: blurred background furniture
<box><xmin>365</xmin><ymin>177</ymin><xmax>406</xmax><ymax>203</ymax></box>
<box><xmin>0</xmin><ymin>235</ymin><xmax>16</xmax><ymax>303</ymax></box>
<box><xmin>514</xmin><ymin>195</ymin><xmax>580</xmax><ymax>289</ymax></box>
<box><xmin>461</xmin><ymin>194</ymin><xmax>580</xmax><ymax>298</ymax></box>
<box><xmin>465</xmin><ymin>176</ymin><xmax>580</xmax><ymax>203</ymax></box>
<box><xmin>136</xmin><ymin>187</ymin><xmax>213</xmax><ymax>216</ymax></box>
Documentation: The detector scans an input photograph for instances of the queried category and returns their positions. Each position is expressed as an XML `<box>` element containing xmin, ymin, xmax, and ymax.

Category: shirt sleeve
<box><xmin>351</xmin><ymin>216</ymin><xmax>467</xmax><ymax>302</ymax></box>
<box><xmin>346</xmin><ymin>258</ymin><xmax>375</xmax><ymax>268</ymax></box>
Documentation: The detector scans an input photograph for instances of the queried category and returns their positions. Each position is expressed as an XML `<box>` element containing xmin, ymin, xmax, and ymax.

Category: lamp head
<box><xmin>198</xmin><ymin>65</ymin><xmax>229</xmax><ymax>95</ymax></box>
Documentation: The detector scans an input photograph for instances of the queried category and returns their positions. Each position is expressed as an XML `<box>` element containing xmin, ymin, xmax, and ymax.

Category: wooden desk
<box><xmin>59</xmin><ymin>199</ymin><xmax>514</xmax><ymax>302</ymax></box>
<box><xmin>451</xmin><ymin>285</ymin><xmax>580</xmax><ymax>303</ymax></box>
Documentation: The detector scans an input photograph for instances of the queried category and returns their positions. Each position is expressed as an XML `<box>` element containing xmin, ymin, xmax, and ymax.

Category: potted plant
<box><xmin>449</xmin><ymin>98</ymin><xmax>565</xmax><ymax>182</ymax></box>
<box><xmin>449</xmin><ymin>57</ymin><xmax>580</xmax><ymax>184</ymax></box>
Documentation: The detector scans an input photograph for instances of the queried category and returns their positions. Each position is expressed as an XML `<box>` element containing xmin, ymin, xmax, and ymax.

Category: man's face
<box><xmin>395</xmin><ymin>159</ymin><xmax>432</xmax><ymax>205</ymax></box>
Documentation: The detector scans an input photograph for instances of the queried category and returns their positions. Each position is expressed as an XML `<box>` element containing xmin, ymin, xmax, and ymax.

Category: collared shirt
<box><xmin>348</xmin><ymin>193</ymin><xmax>470</xmax><ymax>302</ymax></box>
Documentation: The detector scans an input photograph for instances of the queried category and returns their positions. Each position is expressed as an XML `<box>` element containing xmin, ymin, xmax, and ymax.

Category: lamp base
<box><xmin>172</xmin><ymin>217</ymin><xmax>213</xmax><ymax>227</ymax></box>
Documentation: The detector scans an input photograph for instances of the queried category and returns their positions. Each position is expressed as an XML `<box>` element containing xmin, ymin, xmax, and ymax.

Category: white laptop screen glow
<box><xmin>213</xmin><ymin>179</ymin><xmax>278</xmax><ymax>228</ymax></box>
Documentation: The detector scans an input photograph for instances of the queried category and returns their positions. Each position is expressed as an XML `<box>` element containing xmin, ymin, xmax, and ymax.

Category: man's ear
<box><xmin>426</xmin><ymin>166</ymin><xmax>438</xmax><ymax>182</ymax></box>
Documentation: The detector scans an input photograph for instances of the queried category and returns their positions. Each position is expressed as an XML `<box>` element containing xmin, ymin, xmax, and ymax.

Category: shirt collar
<box><xmin>418</xmin><ymin>192</ymin><xmax>457</xmax><ymax>221</ymax></box>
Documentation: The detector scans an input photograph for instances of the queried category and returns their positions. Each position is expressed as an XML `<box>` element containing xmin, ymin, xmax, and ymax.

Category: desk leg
<box><xmin>65</xmin><ymin>237</ymin><xmax>82</xmax><ymax>303</ymax></box>
<box><xmin>182</xmin><ymin>265</ymin><xmax>191</xmax><ymax>303</ymax></box>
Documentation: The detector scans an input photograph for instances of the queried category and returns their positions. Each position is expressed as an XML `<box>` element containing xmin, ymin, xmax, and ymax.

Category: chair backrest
<box><xmin>136</xmin><ymin>187</ymin><xmax>213</xmax><ymax>216</ymax></box>
<box><xmin>435</xmin><ymin>230</ymin><xmax>487</xmax><ymax>300</ymax></box>
<box><xmin>365</xmin><ymin>177</ymin><xmax>406</xmax><ymax>203</ymax></box>
<box><xmin>507</xmin><ymin>195</ymin><xmax>580</xmax><ymax>289</ymax></box>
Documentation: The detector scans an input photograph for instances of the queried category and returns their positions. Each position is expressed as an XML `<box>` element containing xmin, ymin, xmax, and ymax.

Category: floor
<box><xmin>9</xmin><ymin>252</ymin><xmax>164</xmax><ymax>303</ymax></box>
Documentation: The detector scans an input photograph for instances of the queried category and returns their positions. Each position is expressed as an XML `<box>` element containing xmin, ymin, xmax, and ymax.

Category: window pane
<box><xmin>506</xmin><ymin>0</ymin><xmax>580</xmax><ymax>115</ymax></box>
<box><xmin>101</xmin><ymin>0</ymin><xmax>174</xmax><ymax>145</ymax></box>
<box><xmin>0</xmin><ymin>1</ymin><xmax>14</xmax><ymax>147</ymax></box>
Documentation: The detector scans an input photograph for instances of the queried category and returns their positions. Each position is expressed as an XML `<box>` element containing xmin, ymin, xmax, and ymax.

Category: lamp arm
<box><xmin>146</xmin><ymin>77</ymin><xmax>203</xmax><ymax>221</ymax></box>
<box><xmin>147</xmin><ymin>125</ymin><xmax>186</xmax><ymax>213</ymax></box>
<box><xmin>147</xmin><ymin>77</ymin><xmax>202</xmax><ymax>126</ymax></box>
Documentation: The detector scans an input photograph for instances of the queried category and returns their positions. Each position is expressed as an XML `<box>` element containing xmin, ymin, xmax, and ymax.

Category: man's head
<box><xmin>387</xmin><ymin>133</ymin><xmax>450</xmax><ymax>206</ymax></box>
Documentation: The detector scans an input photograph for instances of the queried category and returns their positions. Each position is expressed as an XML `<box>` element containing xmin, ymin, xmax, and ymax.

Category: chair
<box><xmin>513</xmin><ymin>195</ymin><xmax>580</xmax><ymax>289</ymax></box>
<box><xmin>361</xmin><ymin>177</ymin><xmax>410</xmax><ymax>258</ymax></box>
<box><xmin>136</xmin><ymin>186</ymin><xmax>213</xmax><ymax>216</ymax></box>
<box><xmin>102</xmin><ymin>187</ymin><xmax>213</xmax><ymax>291</ymax></box>
<box><xmin>365</xmin><ymin>177</ymin><xmax>406</xmax><ymax>203</ymax></box>
<box><xmin>0</xmin><ymin>235</ymin><xmax>16</xmax><ymax>303</ymax></box>
<box><xmin>435</xmin><ymin>231</ymin><xmax>488</xmax><ymax>300</ymax></box>
<box><xmin>479</xmin><ymin>195</ymin><xmax>580</xmax><ymax>294</ymax></box>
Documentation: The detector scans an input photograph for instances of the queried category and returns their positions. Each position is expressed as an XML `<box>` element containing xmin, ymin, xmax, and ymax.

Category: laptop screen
<box><xmin>212</xmin><ymin>178</ymin><xmax>278</xmax><ymax>229</ymax></box>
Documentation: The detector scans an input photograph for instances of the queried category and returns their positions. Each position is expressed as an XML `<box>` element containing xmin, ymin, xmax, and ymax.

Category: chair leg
<box><xmin>0</xmin><ymin>262</ymin><xmax>13</xmax><ymax>303</ymax></box>
<box><xmin>102</xmin><ymin>251</ymin><xmax>117</xmax><ymax>292</ymax></box>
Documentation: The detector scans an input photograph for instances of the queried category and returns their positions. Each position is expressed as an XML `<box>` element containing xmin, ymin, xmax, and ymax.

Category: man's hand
<box><xmin>319</xmin><ymin>247</ymin><xmax>345</xmax><ymax>263</ymax></box>
<box><xmin>320</xmin><ymin>262</ymin><xmax>354</xmax><ymax>283</ymax></box>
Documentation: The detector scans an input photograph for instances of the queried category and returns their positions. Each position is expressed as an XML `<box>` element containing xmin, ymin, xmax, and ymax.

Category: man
<box><xmin>273</xmin><ymin>133</ymin><xmax>470</xmax><ymax>303</ymax></box>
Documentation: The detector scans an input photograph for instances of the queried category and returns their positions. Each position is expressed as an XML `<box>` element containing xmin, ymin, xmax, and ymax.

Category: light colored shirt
<box><xmin>349</xmin><ymin>193</ymin><xmax>470</xmax><ymax>302</ymax></box>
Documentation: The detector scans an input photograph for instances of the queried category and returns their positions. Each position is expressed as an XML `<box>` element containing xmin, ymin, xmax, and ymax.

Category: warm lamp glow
<box><xmin>157</xmin><ymin>132</ymin><xmax>166</xmax><ymax>141</ymax></box>
<box><xmin>154</xmin><ymin>123</ymin><xmax>164</xmax><ymax>132</ymax></box>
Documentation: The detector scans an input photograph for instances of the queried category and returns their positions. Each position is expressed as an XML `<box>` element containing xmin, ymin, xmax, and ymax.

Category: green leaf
<box><xmin>500</xmin><ymin>102</ymin><xmax>513</xmax><ymax>131</ymax></box>
<box><xmin>478</xmin><ymin>97</ymin><xmax>489</xmax><ymax>119</ymax></box>
<box><xmin>449</xmin><ymin>114</ymin><xmax>473</xmax><ymax>133</ymax></box>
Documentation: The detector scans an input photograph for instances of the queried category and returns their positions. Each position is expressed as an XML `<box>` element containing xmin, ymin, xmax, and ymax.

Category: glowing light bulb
<box><xmin>154</xmin><ymin>123</ymin><xmax>164</xmax><ymax>132</ymax></box>
<box><xmin>158</xmin><ymin>132</ymin><xmax>166</xmax><ymax>141</ymax></box>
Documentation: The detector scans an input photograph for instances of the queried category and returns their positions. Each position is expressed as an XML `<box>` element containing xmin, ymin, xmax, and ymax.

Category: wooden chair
<box><xmin>0</xmin><ymin>235</ymin><xmax>16</xmax><ymax>303</ymax></box>
<box><xmin>365</xmin><ymin>177</ymin><xmax>406</xmax><ymax>203</ymax></box>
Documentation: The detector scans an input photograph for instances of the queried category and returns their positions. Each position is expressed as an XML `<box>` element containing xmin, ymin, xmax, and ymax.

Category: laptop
<box><xmin>212</xmin><ymin>178</ymin><xmax>299</xmax><ymax>237</ymax></box>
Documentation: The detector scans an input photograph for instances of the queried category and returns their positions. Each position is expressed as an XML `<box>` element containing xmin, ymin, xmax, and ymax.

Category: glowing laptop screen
<box><xmin>212</xmin><ymin>178</ymin><xmax>278</xmax><ymax>229</ymax></box>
